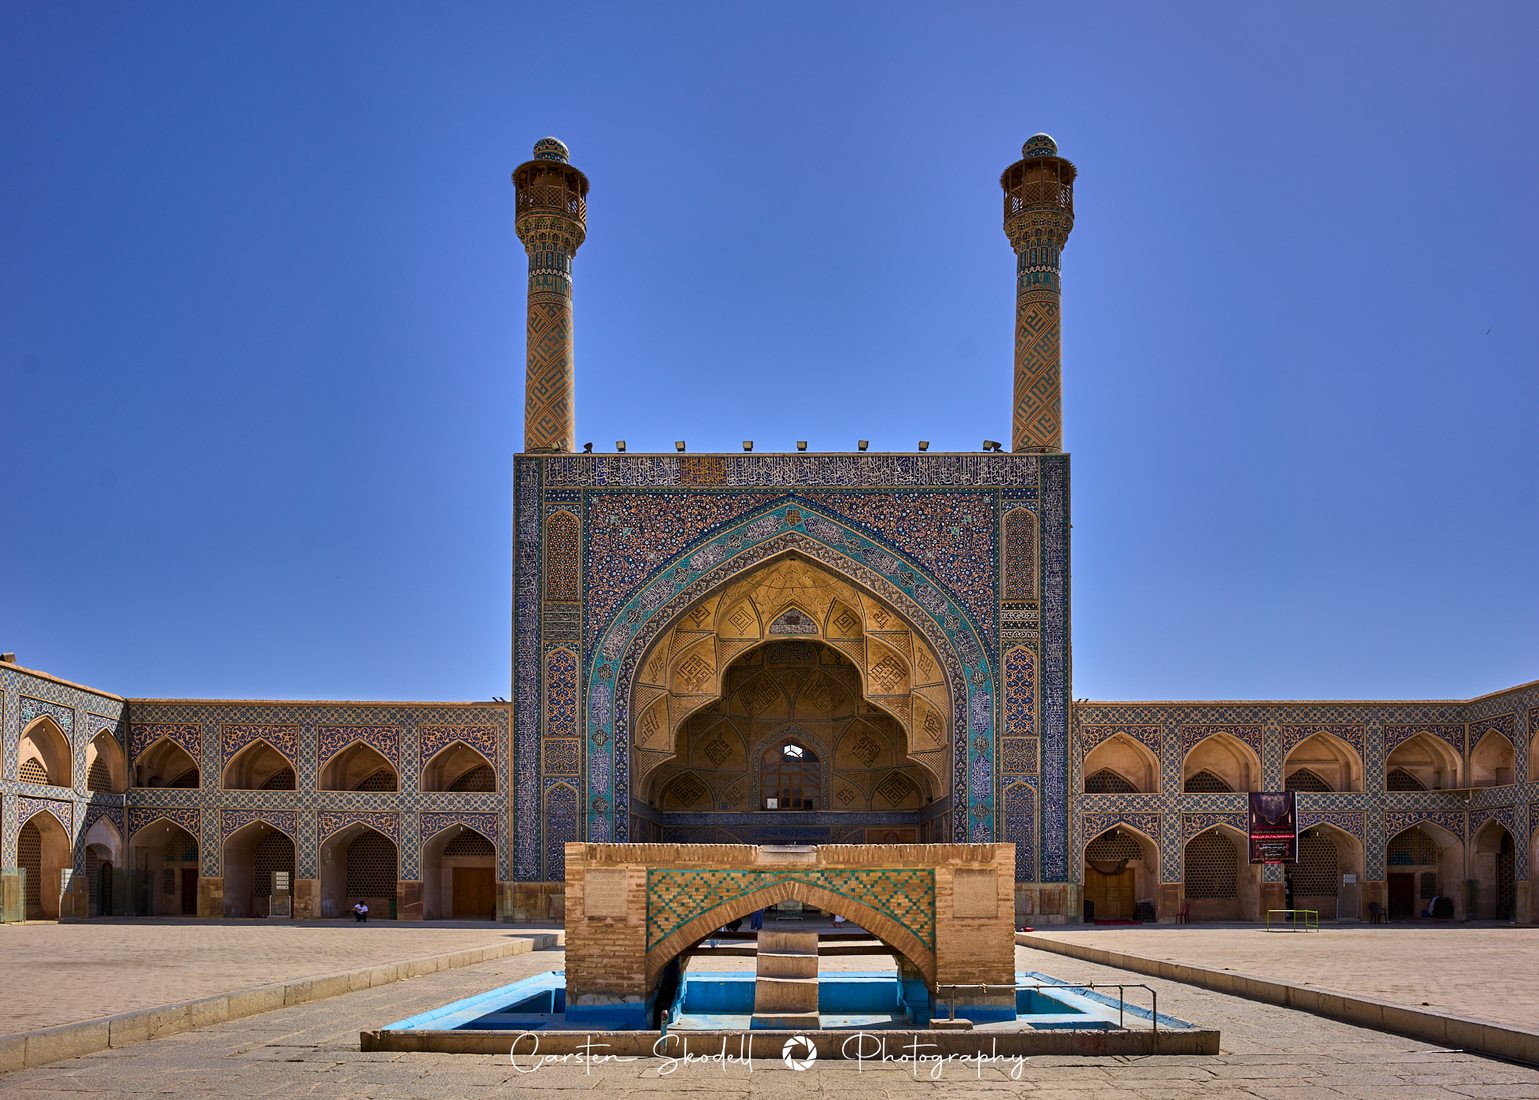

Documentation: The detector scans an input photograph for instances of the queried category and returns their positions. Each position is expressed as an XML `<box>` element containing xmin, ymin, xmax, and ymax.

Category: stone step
<box><xmin>750</xmin><ymin>1011</ymin><xmax>821</xmax><ymax>1031</ymax></box>
<box><xmin>756</xmin><ymin>931</ymin><xmax>819</xmax><ymax>955</ymax></box>
<box><xmin>755</xmin><ymin>951</ymin><xmax>818</xmax><ymax>979</ymax></box>
<box><xmin>752</xmin><ymin>976</ymin><xmax>819</xmax><ymax>1015</ymax></box>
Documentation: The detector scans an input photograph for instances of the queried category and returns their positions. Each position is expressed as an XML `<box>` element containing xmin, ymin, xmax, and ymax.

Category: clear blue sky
<box><xmin>3</xmin><ymin>3</ymin><xmax>1535</xmax><ymax>702</ymax></box>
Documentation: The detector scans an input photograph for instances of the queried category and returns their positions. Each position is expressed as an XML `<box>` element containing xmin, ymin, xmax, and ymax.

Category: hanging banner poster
<box><xmin>1248</xmin><ymin>791</ymin><xmax>1298</xmax><ymax>864</ymax></box>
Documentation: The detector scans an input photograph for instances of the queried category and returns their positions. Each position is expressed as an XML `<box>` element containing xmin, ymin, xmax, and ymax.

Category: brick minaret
<box><xmin>1001</xmin><ymin>133</ymin><xmax>1076</xmax><ymax>453</ymax></box>
<box><xmin>513</xmin><ymin>137</ymin><xmax>589</xmax><ymax>453</ymax></box>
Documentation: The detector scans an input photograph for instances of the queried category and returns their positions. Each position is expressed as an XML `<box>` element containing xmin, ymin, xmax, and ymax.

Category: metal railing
<box><xmin>934</xmin><ymin>981</ymin><xmax>1160</xmax><ymax>1039</ymax></box>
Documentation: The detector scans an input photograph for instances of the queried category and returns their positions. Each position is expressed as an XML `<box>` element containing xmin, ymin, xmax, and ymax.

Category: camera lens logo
<box><xmin>781</xmin><ymin>1034</ymin><xmax>818</xmax><ymax>1071</ymax></box>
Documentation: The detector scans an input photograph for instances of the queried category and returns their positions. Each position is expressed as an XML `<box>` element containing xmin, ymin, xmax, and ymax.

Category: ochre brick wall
<box><xmin>564</xmin><ymin>842</ymin><xmax>1015</xmax><ymax>1006</ymax></box>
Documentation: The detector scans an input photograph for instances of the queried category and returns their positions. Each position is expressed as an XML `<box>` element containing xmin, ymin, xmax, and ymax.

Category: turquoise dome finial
<box><xmin>533</xmin><ymin>137</ymin><xmax>570</xmax><ymax>163</ymax></box>
<box><xmin>1023</xmin><ymin>133</ymin><xmax>1058</xmax><ymax>158</ymax></box>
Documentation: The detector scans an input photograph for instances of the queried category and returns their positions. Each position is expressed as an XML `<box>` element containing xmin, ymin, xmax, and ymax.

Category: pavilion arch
<box><xmin>222</xmin><ymin>739</ymin><xmax>296</xmax><ymax>790</ymax></box>
<box><xmin>1470</xmin><ymin>820</ymin><xmax>1517</xmax><ymax>920</ymax></box>
<box><xmin>421</xmin><ymin>824</ymin><xmax>497</xmax><ymax>920</ymax></box>
<box><xmin>320</xmin><ymin>741</ymin><xmax>399</xmax><ymax>792</ymax></box>
<box><xmin>1183</xmin><ymin>824</ymin><xmax>1260</xmax><ymax>921</ymax></box>
<box><xmin>1283</xmin><ymin>732</ymin><xmax>1362</xmax><ymax>793</ymax></box>
<box><xmin>1289</xmin><ymin>823</ymin><xmax>1364</xmax><ymax>920</ymax></box>
<box><xmin>1083</xmin><ymin>734</ymin><xmax>1160</xmax><ymax>794</ymax></box>
<box><xmin>1469</xmin><ymin>730</ymin><xmax>1516</xmax><ymax>788</ymax></box>
<box><xmin>1183</xmin><ymin>733</ymin><xmax>1259</xmax><ymax>793</ymax></box>
<box><xmin>85</xmin><ymin>730</ymin><xmax>127</xmax><ymax>793</ymax></box>
<box><xmin>587</xmin><ymin>513</ymin><xmax>995</xmax><ymax>845</ymax></box>
<box><xmin>222</xmin><ymin>820</ymin><xmax>296</xmax><ymax>918</ymax></box>
<box><xmin>643</xmin><ymin>877</ymin><xmax>936</xmax><ymax>992</ymax></box>
<box><xmin>629</xmin><ymin>551</ymin><xmax>953</xmax><ymax>791</ymax></box>
<box><xmin>319</xmin><ymin>823</ymin><xmax>398</xmax><ymax>919</ymax></box>
<box><xmin>134</xmin><ymin>736</ymin><xmax>200</xmax><ymax>788</ymax></box>
<box><xmin>129</xmin><ymin>819</ymin><xmax>200</xmax><ymax>916</ymax></box>
<box><xmin>83</xmin><ymin>817</ymin><xmax>123</xmax><ymax>917</ymax></box>
<box><xmin>1081</xmin><ymin>824</ymin><xmax>1159</xmax><ymax>921</ymax></box>
<box><xmin>18</xmin><ymin>716</ymin><xmax>72</xmax><ymax>787</ymax></box>
<box><xmin>1384</xmin><ymin>821</ymin><xmax>1463</xmax><ymax>919</ymax></box>
<box><xmin>1385</xmin><ymin>733</ymin><xmax>1461</xmax><ymax>791</ymax></box>
<box><xmin>422</xmin><ymin>741</ymin><xmax>496</xmax><ymax>792</ymax></box>
<box><xmin>18</xmin><ymin>808</ymin><xmax>71</xmax><ymax>919</ymax></box>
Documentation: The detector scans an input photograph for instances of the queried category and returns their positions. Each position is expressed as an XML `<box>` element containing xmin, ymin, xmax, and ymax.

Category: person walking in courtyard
<box><xmin>750</xmin><ymin>908</ymin><xmax>764</xmax><ymax>931</ymax></box>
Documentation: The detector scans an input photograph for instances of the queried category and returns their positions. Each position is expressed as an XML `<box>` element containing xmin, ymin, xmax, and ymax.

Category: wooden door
<box><xmin>1085</xmin><ymin>867</ymin><xmax>1135</xmax><ymax>920</ymax></box>
<box><xmin>451</xmin><ymin>867</ymin><xmax>495</xmax><ymax>919</ymax></box>
<box><xmin>180</xmin><ymin>867</ymin><xmax>199</xmax><ymax>915</ymax></box>
<box><xmin>1387</xmin><ymin>872</ymin><xmax>1415</xmax><ymax>919</ymax></box>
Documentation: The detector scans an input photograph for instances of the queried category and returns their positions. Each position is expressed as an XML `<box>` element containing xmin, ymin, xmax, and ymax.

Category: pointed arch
<box><xmin>422</xmin><ymin>740</ymin><xmax>496</xmax><ymax>792</ymax></box>
<box><xmin>1083</xmin><ymin>732</ymin><xmax>1159</xmax><ymax>794</ymax></box>
<box><xmin>128</xmin><ymin>819</ymin><xmax>201</xmax><ymax>916</ymax></box>
<box><xmin>1385</xmin><ymin>821</ymin><xmax>1463</xmax><ymax>919</ymax></box>
<box><xmin>1469</xmin><ymin>729</ymin><xmax>1516</xmax><ymax>788</ymax></box>
<box><xmin>586</xmin><ymin>503</ymin><xmax>995</xmax><ymax>845</ymax></box>
<box><xmin>1081</xmin><ymin>823</ymin><xmax>1159</xmax><ymax>921</ymax></box>
<box><xmin>318</xmin><ymin>823</ymin><xmax>398</xmax><ymax>919</ymax></box>
<box><xmin>86</xmin><ymin>730</ymin><xmax>127</xmax><ymax>793</ymax></box>
<box><xmin>1183</xmin><ymin>824</ymin><xmax>1259</xmax><ymax>921</ymax></box>
<box><xmin>1183</xmin><ymin>732</ymin><xmax>1259</xmax><ymax>793</ymax></box>
<box><xmin>19</xmin><ymin>715</ymin><xmax>72</xmax><ymax>787</ymax></box>
<box><xmin>134</xmin><ymin>736</ymin><xmax>200</xmax><ymax>788</ymax></box>
<box><xmin>1283</xmin><ymin>731</ymin><xmax>1362</xmax><ymax>792</ymax></box>
<box><xmin>421</xmin><ymin>823</ymin><xmax>497</xmax><ymax>920</ymax></box>
<box><xmin>1291</xmin><ymin>822</ymin><xmax>1364</xmax><ymax>920</ymax></box>
<box><xmin>223</xmin><ymin>820</ymin><xmax>296</xmax><ymax>918</ymax></box>
<box><xmin>222</xmin><ymin>738</ymin><xmax>297</xmax><ymax>790</ymax></box>
<box><xmin>1471</xmin><ymin>819</ymin><xmax>1517</xmax><ymax>920</ymax></box>
<box><xmin>643</xmin><ymin>877</ymin><xmax>936</xmax><ymax>990</ymax></box>
<box><xmin>320</xmin><ymin>741</ymin><xmax>399</xmax><ymax>792</ymax></box>
<box><xmin>1385</xmin><ymin>732</ymin><xmax>1461</xmax><ymax>790</ymax></box>
<box><xmin>19</xmin><ymin>811</ymin><xmax>71</xmax><ymax>919</ymax></box>
<box><xmin>83</xmin><ymin>816</ymin><xmax>123</xmax><ymax>918</ymax></box>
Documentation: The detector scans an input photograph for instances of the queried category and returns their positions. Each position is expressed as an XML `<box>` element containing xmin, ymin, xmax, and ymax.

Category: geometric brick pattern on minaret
<box><xmin>1001</xmin><ymin>134</ymin><xmax>1076</xmax><ymax>453</ymax></box>
<box><xmin>513</xmin><ymin>137</ymin><xmax>589</xmax><ymax>453</ymax></box>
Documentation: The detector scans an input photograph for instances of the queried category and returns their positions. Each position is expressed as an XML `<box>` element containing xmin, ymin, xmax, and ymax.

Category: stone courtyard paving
<box><xmin>0</xmin><ymin>919</ymin><xmax>557</xmax><ymax>1034</ymax></box>
<box><xmin>1024</xmin><ymin>924</ymin><xmax>1539</xmax><ymax>1035</ymax></box>
<box><xmin>2</xmin><ymin>937</ymin><xmax>1536</xmax><ymax>1098</ymax></box>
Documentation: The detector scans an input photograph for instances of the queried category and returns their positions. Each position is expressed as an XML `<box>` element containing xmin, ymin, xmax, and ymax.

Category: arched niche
<box><xmin>631</xmin><ymin>551</ymin><xmax>953</xmax><ymax>814</ymax></box>
<box><xmin>1384</xmin><ymin>822</ymin><xmax>1463</xmax><ymax>920</ymax></box>
<box><xmin>1183</xmin><ymin>825</ymin><xmax>1259</xmax><ymax>921</ymax></box>
<box><xmin>1283</xmin><ymin>732</ymin><xmax>1362</xmax><ymax>793</ymax></box>
<box><xmin>1469</xmin><ymin>730</ymin><xmax>1516</xmax><ymax>788</ymax></box>
<box><xmin>129</xmin><ymin>820</ymin><xmax>200</xmax><ymax>916</ymax></box>
<box><xmin>1082</xmin><ymin>734</ymin><xmax>1159</xmax><ymax>794</ymax></box>
<box><xmin>422</xmin><ymin>742</ymin><xmax>496</xmax><ymax>792</ymax></box>
<box><xmin>19</xmin><ymin>810</ymin><xmax>71</xmax><ymax>919</ymax></box>
<box><xmin>1470</xmin><ymin>821</ymin><xmax>1516</xmax><ymax>921</ymax></box>
<box><xmin>135</xmin><ymin>737</ymin><xmax>200</xmax><ymax>788</ymax></box>
<box><xmin>641</xmin><ymin>639</ymin><xmax>942</xmax><ymax>831</ymax></box>
<box><xmin>319</xmin><ymin>824</ymin><xmax>397</xmax><ymax>919</ymax></box>
<box><xmin>222</xmin><ymin>740</ymin><xmax>296</xmax><ymax>790</ymax></box>
<box><xmin>1183</xmin><ymin>733</ymin><xmax>1259</xmax><ymax>793</ymax></box>
<box><xmin>223</xmin><ymin>821</ymin><xmax>295</xmax><ymax>918</ymax></box>
<box><xmin>83</xmin><ymin>816</ymin><xmax>123</xmax><ymax>918</ymax></box>
<box><xmin>1081</xmin><ymin>825</ymin><xmax>1158</xmax><ymax>921</ymax></box>
<box><xmin>421</xmin><ymin>825</ymin><xmax>496</xmax><ymax>920</ymax></box>
<box><xmin>320</xmin><ymin>742</ymin><xmax>399</xmax><ymax>792</ymax></box>
<box><xmin>86</xmin><ymin>731</ymin><xmax>127</xmax><ymax>793</ymax></box>
<box><xmin>1385</xmin><ymin>733</ymin><xmax>1460</xmax><ymax>791</ymax></box>
<box><xmin>19</xmin><ymin>716</ymin><xmax>72</xmax><ymax>787</ymax></box>
<box><xmin>1288</xmin><ymin>823</ymin><xmax>1363</xmax><ymax>920</ymax></box>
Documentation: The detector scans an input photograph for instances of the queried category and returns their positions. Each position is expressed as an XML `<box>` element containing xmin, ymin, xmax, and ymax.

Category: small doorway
<box><xmin>1388</xmin><ymin>872</ymin><xmax>1416</xmax><ymax>919</ymax></box>
<box><xmin>98</xmin><ymin>862</ymin><xmax>114</xmax><ymax>917</ymax></box>
<box><xmin>180</xmin><ymin>868</ymin><xmax>199</xmax><ymax>915</ymax></box>
<box><xmin>1085</xmin><ymin>866</ymin><xmax>1134</xmax><ymax>920</ymax></box>
<box><xmin>451</xmin><ymin>867</ymin><xmax>496</xmax><ymax>919</ymax></box>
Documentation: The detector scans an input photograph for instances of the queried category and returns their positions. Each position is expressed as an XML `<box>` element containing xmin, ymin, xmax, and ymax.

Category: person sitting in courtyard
<box><xmin>352</xmin><ymin>901</ymin><xmax>369</xmax><ymax>922</ymax></box>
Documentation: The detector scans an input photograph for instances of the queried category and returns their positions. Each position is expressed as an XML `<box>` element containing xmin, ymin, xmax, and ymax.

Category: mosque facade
<box><xmin>1</xmin><ymin>137</ymin><xmax>1534</xmax><ymax>929</ymax></box>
